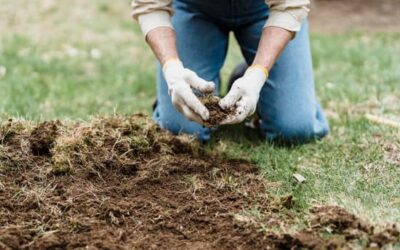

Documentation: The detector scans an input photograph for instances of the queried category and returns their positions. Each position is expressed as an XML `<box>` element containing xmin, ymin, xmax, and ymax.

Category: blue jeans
<box><xmin>153</xmin><ymin>0</ymin><xmax>330</xmax><ymax>144</ymax></box>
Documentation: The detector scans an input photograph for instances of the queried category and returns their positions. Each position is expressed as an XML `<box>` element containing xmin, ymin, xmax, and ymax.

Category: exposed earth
<box><xmin>310</xmin><ymin>0</ymin><xmax>400</xmax><ymax>33</ymax></box>
<box><xmin>0</xmin><ymin>115</ymin><xmax>399</xmax><ymax>249</ymax></box>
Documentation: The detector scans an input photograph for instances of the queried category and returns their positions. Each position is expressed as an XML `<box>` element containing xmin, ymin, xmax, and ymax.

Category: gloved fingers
<box><xmin>183</xmin><ymin>69</ymin><xmax>215</xmax><ymax>93</ymax></box>
<box><xmin>174</xmin><ymin>103</ymin><xmax>184</xmax><ymax>114</ymax></box>
<box><xmin>171</xmin><ymin>94</ymin><xmax>184</xmax><ymax>112</ymax></box>
<box><xmin>172</xmin><ymin>93</ymin><xmax>205</xmax><ymax>123</ymax></box>
<box><xmin>220</xmin><ymin>100</ymin><xmax>252</xmax><ymax>125</ymax></box>
<box><xmin>220</xmin><ymin>109</ymin><xmax>247</xmax><ymax>125</ymax></box>
<box><xmin>219</xmin><ymin>115</ymin><xmax>237</xmax><ymax>125</ymax></box>
<box><xmin>181</xmin><ymin>105</ymin><xmax>204</xmax><ymax>124</ymax></box>
<box><xmin>238</xmin><ymin>98</ymin><xmax>257</xmax><ymax>117</ymax></box>
<box><xmin>181</xmin><ymin>91</ymin><xmax>210</xmax><ymax>121</ymax></box>
<box><xmin>219</xmin><ymin>84</ymin><xmax>241</xmax><ymax>110</ymax></box>
<box><xmin>170</xmin><ymin>82</ymin><xmax>210</xmax><ymax>120</ymax></box>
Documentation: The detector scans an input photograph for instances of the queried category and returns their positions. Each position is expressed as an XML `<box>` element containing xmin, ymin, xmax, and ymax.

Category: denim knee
<box><xmin>262</xmin><ymin>115</ymin><xmax>326</xmax><ymax>145</ymax></box>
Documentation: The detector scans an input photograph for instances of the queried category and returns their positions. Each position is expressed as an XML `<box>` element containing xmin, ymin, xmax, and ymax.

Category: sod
<box><xmin>0</xmin><ymin>115</ymin><xmax>398</xmax><ymax>249</ymax></box>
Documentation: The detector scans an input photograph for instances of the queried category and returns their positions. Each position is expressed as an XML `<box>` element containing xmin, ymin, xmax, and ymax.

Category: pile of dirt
<box><xmin>0</xmin><ymin>115</ymin><xmax>398</xmax><ymax>249</ymax></box>
<box><xmin>201</xmin><ymin>95</ymin><xmax>235</xmax><ymax>127</ymax></box>
<box><xmin>274</xmin><ymin>206</ymin><xmax>400</xmax><ymax>249</ymax></box>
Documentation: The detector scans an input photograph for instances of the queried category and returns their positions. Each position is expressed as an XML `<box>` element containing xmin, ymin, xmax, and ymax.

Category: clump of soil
<box><xmin>29</xmin><ymin>121</ymin><xmax>60</xmax><ymax>156</ymax></box>
<box><xmin>0</xmin><ymin>115</ymin><xmax>399</xmax><ymax>249</ymax></box>
<box><xmin>201</xmin><ymin>95</ymin><xmax>235</xmax><ymax>127</ymax></box>
<box><xmin>266</xmin><ymin>206</ymin><xmax>400</xmax><ymax>249</ymax></box>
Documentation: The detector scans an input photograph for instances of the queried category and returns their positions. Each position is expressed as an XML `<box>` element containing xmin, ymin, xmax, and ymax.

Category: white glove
<box><xmin>219</xmin><ymin>65</ymin><xmax>268</xmax><ymax>125</ymax></box>
<box><xmin>163</xmin><ymin>59</ymin><xmax>215</xmax><ymax>123</ymax></box>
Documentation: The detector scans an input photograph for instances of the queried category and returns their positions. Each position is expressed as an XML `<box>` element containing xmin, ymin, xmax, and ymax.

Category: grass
<box><xmin>1</xmin><ymin>0</ymin><xmax>399</xmax><ymax>227</ymax></box>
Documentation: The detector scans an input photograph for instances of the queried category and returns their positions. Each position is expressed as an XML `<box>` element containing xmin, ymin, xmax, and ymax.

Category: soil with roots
<box><xmin>201</xmin><ymin>96</ymin><xmax>235</xmax><ymax>127</ymax></box>
<box><xmin>0</xmin><ymin>115</ymin><xmax>399</xmax><ymax>249</ymax></box>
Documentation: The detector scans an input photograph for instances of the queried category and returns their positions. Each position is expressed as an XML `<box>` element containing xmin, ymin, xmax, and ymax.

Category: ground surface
<box><xmin>310</xmin><ymin>0</ymin><xmax>400</xmax><ymax>33</ymax></box>
<box><xmin>1</xmin><ymin>116</ymin><xmax>398</xmax><ymax>249</ymax></box>
<box><xmin>0</xmin><ymin>0</ymin><xmax>400</xmax><ymax>249</ymax></box>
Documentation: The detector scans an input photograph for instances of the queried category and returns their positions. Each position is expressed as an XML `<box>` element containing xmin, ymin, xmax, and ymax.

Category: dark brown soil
<box><xmin>0</xmin><ymin>115</ymin><xmax>398</xmax><ymax>249</ymax></box>
<box><xmin>29</xmin><ymin>121</ymin><xmax>60</xmax><ymax>156</ymax></box>
<box><xmin>201</xmin><ymin>96</ymin><xmax>235</xmax><ymax>127</ymax></box>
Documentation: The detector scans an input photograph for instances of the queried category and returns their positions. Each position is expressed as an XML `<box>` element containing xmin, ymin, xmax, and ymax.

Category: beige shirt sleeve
<box><xmin>264</xmin><ymin>0</ymin><xmax>310</xmax><ymax>32</ymax></box>
<box><xmin>131</xmin><ymin>0</ymin><xmax>310</xmax><ymax>37</ymax></box>
<box><xmin>131</xmin><ymin>0</ymin><xmax>174</xmax><ymax>37</ymax></box>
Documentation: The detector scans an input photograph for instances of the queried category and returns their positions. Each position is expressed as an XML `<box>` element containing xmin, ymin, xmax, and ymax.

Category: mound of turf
<box><xmin>0</xmin><ymin>115</ymin><xmax>398</xmax><ymax>249</ymax></box>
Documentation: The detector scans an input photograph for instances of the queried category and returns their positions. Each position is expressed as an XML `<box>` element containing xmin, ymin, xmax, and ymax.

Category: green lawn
<box><xmin>1</xmin><ymin>0</ymin><xmax>399</xmax><ymax>226</ymax></box>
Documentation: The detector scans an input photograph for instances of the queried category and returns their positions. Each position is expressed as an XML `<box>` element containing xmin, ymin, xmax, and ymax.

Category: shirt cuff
<box><xmin>138</xmin><ymin>10</ymin><xmax>173</xmax><ymax>37</ymax></box>
<box><xmin>264</xmin><ymin>10</ymin><xmax>306</xmax><ymax>32</ymax></box>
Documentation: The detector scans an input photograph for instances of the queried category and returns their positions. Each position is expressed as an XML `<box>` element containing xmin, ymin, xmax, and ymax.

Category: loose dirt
<box><xmin>201</xmin><ymin>95</ymin><xmax>235</xmax><ymax>127</ymax></box>
<box><xmin>0</xmin><ymin>115</ymin><xmax>399</xmax><ymax>249</ymax></box>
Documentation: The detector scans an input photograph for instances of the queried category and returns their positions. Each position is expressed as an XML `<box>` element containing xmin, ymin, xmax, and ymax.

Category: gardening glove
<box><xmin>219</xmin><ymin>65</ymin><xmax>268</xmax><ymax>125</ymax></box>
<box><xmin>163</xmin><ymin>58</ymin><xmax>215</xmax><ymax>124</ymax></box>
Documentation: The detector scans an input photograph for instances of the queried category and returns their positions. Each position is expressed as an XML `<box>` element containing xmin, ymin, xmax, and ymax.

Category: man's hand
<box><xmin>219</xmin><ymin>66</ymin><xmax>267</xmax><ymax>125</ymax></box>
<box><xmin>145</xmin><ymin>27</ymin><xmax>214</xmax><ymax>124</ymax></box>
<box><xmin>163</xmin><ymin>59</ymin><xmax>215</xmax><ymax>123</ymax></box>
<box><xmin>219</xmin><ymin>27</ymin><xmax>292</xmax><ymax>125</ymax></box>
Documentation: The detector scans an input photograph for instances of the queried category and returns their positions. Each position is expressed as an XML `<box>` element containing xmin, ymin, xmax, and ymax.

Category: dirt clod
<box><xmin>0</xmin><ymin>115</ymin><xmax>399</xmax><ymax>249</ymax></box>
<box><xmin>29</xmin><ymin>121</ymin><xmax>60</xmax><ymax>156</ymax></box>
<box><xmin>201</xmin><ymin>95</ymin><xmax>235</xmax><ymax>127</ymax></box>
